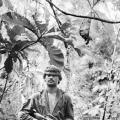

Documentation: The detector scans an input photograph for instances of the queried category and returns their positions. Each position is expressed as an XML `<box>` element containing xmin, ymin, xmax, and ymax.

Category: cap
<box><xmin>43</xmin><ymin>65</ymin><xmax>62</xmax><ymax>82</ymax></box>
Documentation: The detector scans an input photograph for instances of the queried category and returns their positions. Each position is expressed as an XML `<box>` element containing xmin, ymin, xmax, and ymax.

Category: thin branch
<box><xmin>0</xmin><ymin>67</ymin><xmax>4</xmax><ymax>71</ymax></box>
<box><xmin>102</xmin><ymin>105</ymin><xmax>106</xmax><ymax>120</ymax></box>
<box><xmin>87</xmin><ymin>0</ymin><xmax>105</xmax><ymax>27</ymax></box>
<box><xmin>48</xmin><ymin>0</ymin><xmax>66</xmax><ymax>36</ymax></box>
<box><xmin>20</xmin><ymin>33</ymin><xmax>44</xmax><ymax>51</ymax></box>
<box><xmin>49</xmin><ymin>0</ymin><xmax>62</xmax><ymax>27</ymax></box>
<box><xmin>101</xmin><ymin>95</ymin><xmax>108</xmax><ymax>120</ymax></box>
<box><xmin>93</xmin><ymin>0</ymin><xmax>101</xmax><ymax>7</ymax></box>
<box><xmin>87</xmin><ymin>0</ymin><xmax>101</xmax><ymax>20</ymax></box>
<box><xmin>47</xmin><ymin>0</ymin><xmax>69</xmax><ymax>48</ymax></box>
<box><xmin>87</xmin><ymin>0</ymin><xmax>93</xmax><ymax>9</ymax></box>
<box><xmin>46</xmin><ymin>0</ymin><xmax>120</xmax><ymax>24</ymax></box>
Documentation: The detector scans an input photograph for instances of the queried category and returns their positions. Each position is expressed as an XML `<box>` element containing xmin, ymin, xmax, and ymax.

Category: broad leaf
<box><xmin>0</xmin><ymin>0</ymin><xmax>3</xmax><ymax>7</ymax></box>
<box><xmin>74</xmin><ymin>48</ymin><xmax>83</xmax><ymax>57</ymax></box>
<box><xmin>43</xmin><ymin>35</ymin><xmax>65</xmax><ymax>42</ymax></box>
<box><xmin>25</xmin><ymin>48</ymin><xmax>40</xmax><ymax>53</ymax></box>
<box><xmin>2</xmin><ymin>12</ymin><xmax>38</xmax><ymax>36</ymax></box>
<box><xmin>25</xmin><ymin>30</ymin><xmax>37</xmax><ymax>41</ymax></box>
<box><xmin>16</xmin><ymin>54</ymin><xmax>23</xmax><ymax>72</ymax></box>
<box><xmin>4</xmin><ymin>55</ymin><xmax>13</xmax><ymax>73</ymax></box>
<box><xmin>5</xmin><ymin>25</ymin><xmax>25</xmax><ymax>42</ymax></box>
<box><xmin>12</xmin><ymin>40</ymin><xmax>34</xmax><ymax>51</ymax></box>
<box><xmin>48</xmin><ymin>46</ymin><xmax>64</xmax><ymax>68</ymax></box>
<box><xmin>43</xmin><ymin>35</ymin><xmax>74</xmax><ymax>47</ymax></box>
<box><xmin>19</xmin><ymin>51</ymin><xmax>28</xmax><ymax>60</ymax></box>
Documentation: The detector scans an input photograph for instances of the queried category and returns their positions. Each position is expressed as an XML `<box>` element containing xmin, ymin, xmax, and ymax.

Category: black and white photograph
<box><xmin>0</xmin><ymin>0</ymin><xmax>120</xmax><ymax>120</ymax></box>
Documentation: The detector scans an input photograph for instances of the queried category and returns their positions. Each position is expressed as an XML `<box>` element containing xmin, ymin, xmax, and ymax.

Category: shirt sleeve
<box><xmin>65</xmin><ymin>95</ymin><xmax>74</xmax><ymax>120</ymax></box>
<box><xmin>18</xmin><ymin>95</ymin><xmax>36</xmax><ymax>120</ymax></box>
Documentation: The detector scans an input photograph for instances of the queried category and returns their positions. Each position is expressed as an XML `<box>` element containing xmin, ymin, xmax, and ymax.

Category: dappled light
<box><xmin>0</xmin><ymin>0</ymin><xmax>120</xmax><ymax>120</ymax></box>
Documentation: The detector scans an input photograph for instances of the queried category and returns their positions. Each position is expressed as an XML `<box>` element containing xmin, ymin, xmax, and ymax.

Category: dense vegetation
<box><xmin>1</xmin><ymin>0</ymin><xmax>120</xmax><ymax>120</ymax></box>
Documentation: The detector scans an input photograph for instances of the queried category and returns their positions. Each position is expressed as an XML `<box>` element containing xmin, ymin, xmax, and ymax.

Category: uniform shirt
<box><xmin>18</xmin><ymin>89</ymin><xmax>74</xmax><ymax>120</ymax></box>
<box><xmin>48</xmin><ymin>92</ymin><xmax>57</xmax><ymax>113</ymax></box>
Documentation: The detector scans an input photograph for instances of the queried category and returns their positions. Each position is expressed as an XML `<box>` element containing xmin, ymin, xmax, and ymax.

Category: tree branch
<box><xmin>46</xmin><ymin>0</ymin><xmax>120</xmax><ymax>24</ymax></box>
<box><xmin>0</xmin><ymin>67</ymin><xmax>4</xmax><ymax>71</ymax></box>
<box><xmin>48</xmin><ymin>0</ymin><xmax>62</xmax><ymax>31</ymax></box>
<box><xmin>20</xmin><ymin>32</ymin><xmax>45</xmax><ymax>51</ymax></box>
<box><xmin>48</xmin><ymin>0</ymin><xmax>68</xmax><ymax>47</ymax></box>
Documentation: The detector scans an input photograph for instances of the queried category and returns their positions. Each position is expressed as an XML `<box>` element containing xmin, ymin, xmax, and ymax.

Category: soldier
<box><xmin>18</xmin><ymin>65</ymin><xmax>74</xmax><ymax>120</ymax></box>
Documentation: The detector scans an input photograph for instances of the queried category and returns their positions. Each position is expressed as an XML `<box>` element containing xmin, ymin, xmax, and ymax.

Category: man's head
<box><xmin>43</xmin><ymin>65</ymin><xmax>62</xmax><ymax>87</ymax></box>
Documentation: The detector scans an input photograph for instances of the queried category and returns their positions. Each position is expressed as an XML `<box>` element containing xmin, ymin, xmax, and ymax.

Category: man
<box><xmin>18</xmin><ymin>65</ymin><xmax>74</xmax><ymax>120</ymax></box>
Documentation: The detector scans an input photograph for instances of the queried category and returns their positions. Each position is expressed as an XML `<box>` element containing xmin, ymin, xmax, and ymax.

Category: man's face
<box><xmin>45</xmin><ymin>74</ymin><xmax>59</xmax><ymax>87</ymax></box>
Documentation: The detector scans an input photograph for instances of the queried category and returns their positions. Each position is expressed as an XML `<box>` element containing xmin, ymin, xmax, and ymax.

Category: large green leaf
<box><xmin>48</xmin><ymin>46</ymin><xmax>64</xmax><ymax>68</ymax></box>
<box><xmin>2</xmin><ymin>12</ymin><xmax>38</xmax><ymax>36</ymax></box>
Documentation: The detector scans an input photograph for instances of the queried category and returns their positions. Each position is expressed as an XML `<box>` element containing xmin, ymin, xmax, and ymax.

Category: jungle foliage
<box><xmin>0</xmin><ymin>0</ymin><xmax>120</xmax><ymax>120</ymax></box>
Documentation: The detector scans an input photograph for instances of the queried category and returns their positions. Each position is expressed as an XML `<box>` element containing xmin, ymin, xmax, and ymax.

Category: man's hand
<box><xmin>45</xmin><ymin>116</ymin><xmax>54</xmax><ymax>120</ymax></box>
<box><xmin>33</xmin><ymin>109</ymin><xmax>57</xmax><ymax>120</ymax></box>
<box><xmin>34</xmin><ymin>112</ymin><xmax>46</xmax><ymax>120</ymax></box>
<box><xmin>33</xmin><ymin>118</ymin><xmax>38</xmax><ymax>120</ymax></box>
<box><xmin>46</xmin><ymin>114</ymin><xmax>57</xmax><ymax>120</ymax></box>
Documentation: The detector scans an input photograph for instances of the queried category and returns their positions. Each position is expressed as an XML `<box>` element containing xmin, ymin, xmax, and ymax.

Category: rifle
<box><xmin>33</xmin><ymin>109</ymin><xmax>57</xmax><ymax>120</ymax></box>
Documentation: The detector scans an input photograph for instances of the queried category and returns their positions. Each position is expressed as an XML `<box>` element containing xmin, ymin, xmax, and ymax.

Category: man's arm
<box><xmin>18</xmin><ymin>97</ymin><xmax>37</xmax><ymax>120</ymax></box>
<box><xmin>65</xmin><ymin>95</ymin><xmax>74</xmax><ymax>120</ymax></box>
<box><xmin>18</xmin><ymin>110</ymin><xmax>38</xmax><ymax>120</ymax></box>
<box><xmin>18</xmin><ymin>93</ymin><xmax>48</xmax><ymax>120</ymax></box>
